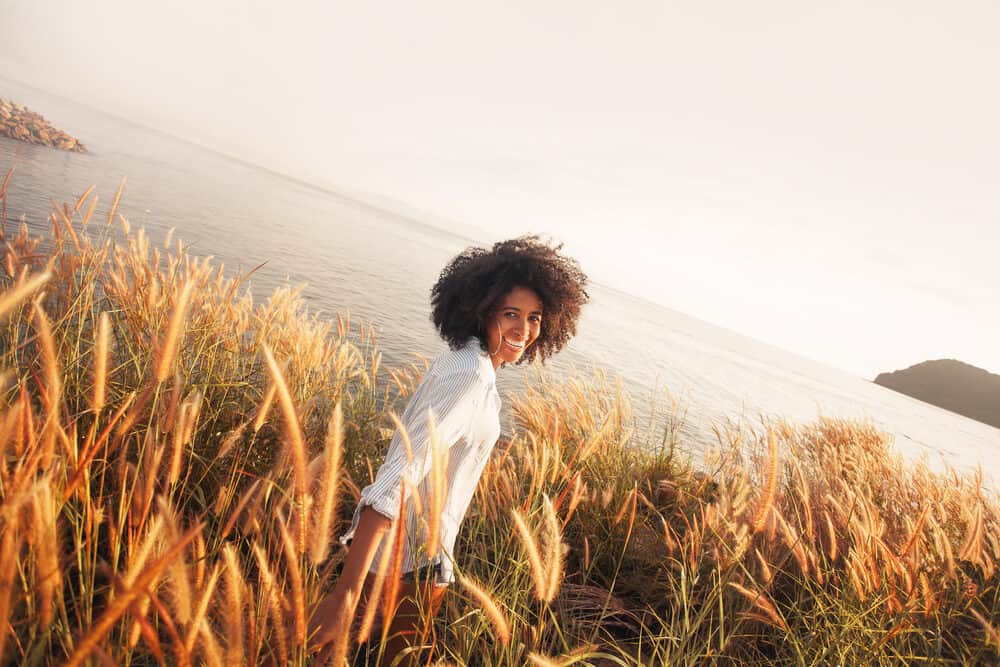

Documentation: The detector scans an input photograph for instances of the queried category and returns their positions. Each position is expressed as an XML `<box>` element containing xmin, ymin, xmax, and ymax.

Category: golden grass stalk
<box><xmin>310</xmin><ymin>401</ymin><xmax>343</xmax><ymax>565</ymax></box>
<box><xmin>754</xmin><ymin>548</ymin><xmax>773</xmax><ymax>587</ymax></box>
<box><xmin>774</xmin><ymin>509</ymin><xmax>809</xmax><ymax>578</ymax></box>
<box><xmin>92</xmin><ymin>311</ymin><xmax>110</xmax><ymax>412</ymax></box>
<box><xmin>898</xmin><ymin>505</ymin><xmax>929</xmax><ymax>561</ymax></box>
<box><xmin>511</xmin><ymin>508</ymin><xmax>548</xmax><ymax>602</ymax></box>
<box><xmin>387</xmin><ymin>412</ymin><xmax>415</xmax><ymax>463</ymax></box>
<box><xmin>73</xmin><ymin>184</ymin><xmax>95</xmax><ymax>212</ymax></box>
<box><xmin>751</xmin><ymin>429</ymin><xmax>779</xmax><ymax>534</ymax></box>
<box><xmin>107</xmin><ymin>176</ymin><xmax>126</xmax><ymax>226</ymax></box>
<box><xmin>217</xmin><ymin>480</ymin><xmax>261</xmax><ymax>544</ymax></box>
<box><xmin>612</xmin><ymin>487</ymin><xmax>633</xmax><ymax>525</ymax></box>
<box><xmin>32</xmin><ymin>299</ymin><xmax>61</xmax><ymax>422</ymax></box>
<box><xmin>381</xmin><ymin>487</ymin><xmax>408</xmax><ymax>625</ymax></box>
<box><xmin>824</xmin><ymin>510</ymin><xmax>838</xmax><ymax>562</ymax></box>
<box><xmin>253</xmin><ymin>382</ymin><xmax>277</xmax><ymax>433</ymax></box>
<box><xmin>262</xmin><ymin>344</ymin><xmax>309</xmax><ymax>553</ymax></box>
<box><xmin>527</xmin><ymin>652</ymin><xmax>562</xmax><ymax>667</ymax></box>
<box><xmin>425</xmin><ymin>409</ymin><xmax>448</xmax><ymax>558</ymax></box>
<box><xmin>146</xmin><ymin>588</ymin><xmax>191</xmax><ymax>667</ymax></box>
<box><xmin>971</xmin><ymin>609</ymin><xmax>1000</xmax><ymax>654</ymax></box>
<box><xmin>542</xmin><ymin>495</ymin><xmax>564</xmax><ymax>602</ymax></box>
<box><xmin>357</xmin><ymin>526</ymin><xmax>395</xmax><ymax>645</ymax></box>
<box><xmin>959</xmin><ymin>503</ymin><xmax>984</xmax><ymax>563</ymax></box>
<box><xmin>918</xmin><ymin>572</ymin><xmax>935</xmax><ymax>618</ymax></box>
<box><xmin>795</xmin><ymin>465</ymin><xmax>814</xmax><ymax>542</ymax></box>
<box><xmin>251</xmin><ymin>544</ymin><xmax>287</xmax><ymax>664</ymax></box>
<box><xmin>221</xmin><ymin>544</ymin><xmax>245</xmax><ymax>667</ymax></box>
<box><xmin>184</xmin><ymin>562</ymin><xmax>221</xmax><ymax>654</ymax></box>
<box><xmin>167</xmin><ymin>402</ymin><xmax>190</xmax><ymax>486</ymax></box>
<box><xmin>198</xmin><ymin>619</ymin><xmax>224</xmax><ymax>667</ymax></box>
<box><xmin>0</xmin><ymin>511</ymin><xmax>21</xmax><ymax>660</ymax></box>
<box><xmin>32</xmin><ymin>479</ymin><xmax>60</xmax><ymax>630</ymax></box>
<box><xmin>158</xmin><ymin>500</ymin><xmax>193</xmax><ymax>625</ymax></box>
<box><xmin>457</xmin><ymin>573</ymin><xmax>511</xmax><ymax>645</ymax></box>
<box><xmin>81</xmin><ymin>192</ymin><xmax>99</xmax><ymax>226</ymax></box>
<box><xmin>330</xmin><ymin>590</ymin><xmax>355</xmax><ymax>667</ymax></box>
<box><xmin>729</xmin><ymin>581</ymin><xmax>787</xmax><ymax>631</ymax></box>
<box><xmin>154</xmin><ymin>280</ymin><xmax>194</xmax><ymax>383</ymax></box>
<box><xmin>278</xmin><ymin>513</ymin><xmax>306</xmax><ymax>648</ymax></box>
<box><xmin>65</xmin><ymin>521</ymin><xmax>203</xmax><ymax>667</ymax></box>
<box><xmin>0</xmin><ymin>271</ymin><xmax>49</xmax><ymax>322</ymax></box>
<box><xmin>0</xmin><ymin>165</ymin><xmax>14</xmax><ymax>226</ymax></box>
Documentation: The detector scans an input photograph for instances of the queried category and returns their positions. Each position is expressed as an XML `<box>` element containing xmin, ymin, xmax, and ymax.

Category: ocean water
<box><xmin>2</xmin><ymin>76</ymin><xmax>997</xmax><ymax>481</ymax></box>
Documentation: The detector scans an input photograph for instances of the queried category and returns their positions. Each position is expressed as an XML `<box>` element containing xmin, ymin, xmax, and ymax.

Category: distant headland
<box><xmin>874</xmin><ymin>359</ymin><xmax>1000</xmax><ymax>429</ymax></box>
<box><xmin>0</xmin><ymin>99</ymin><xmax>86</xmax><ymax>152</ymax></box>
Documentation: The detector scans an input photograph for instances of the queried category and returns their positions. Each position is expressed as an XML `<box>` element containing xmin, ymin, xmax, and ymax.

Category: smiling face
<box><xmin>485</xmin><ymin>286</ymin><xmax>544</xmax><ymax>369</ymax></box>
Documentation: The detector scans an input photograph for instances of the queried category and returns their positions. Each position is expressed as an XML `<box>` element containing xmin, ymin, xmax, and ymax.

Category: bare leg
<box><xmin>380</xmin><ymin>579</ymin><xmax>448</xmax><ymax>666</ymax></box>
<box><xmin>310</xmin><ymin>507</ymin><xmax>392</xmax><ymax>655</ymax></box>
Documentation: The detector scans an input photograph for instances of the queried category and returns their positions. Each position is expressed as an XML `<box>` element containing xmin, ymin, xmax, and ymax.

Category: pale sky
<box><xmin>1</xmin><ymin>1</ymin><xmax>997</xmax><ymax>378</ymax></box>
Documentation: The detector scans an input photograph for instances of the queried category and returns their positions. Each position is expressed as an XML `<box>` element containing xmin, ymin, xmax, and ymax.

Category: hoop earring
<box><xmin>489</xmin><ymin>320</ymin><xmax>502</xmax><ymax>356</ymax></box>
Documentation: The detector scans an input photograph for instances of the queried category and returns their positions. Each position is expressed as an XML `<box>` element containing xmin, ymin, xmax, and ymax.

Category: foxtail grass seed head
<box><xmin>221</xmin><ymin>544</ymin><xmax>245</xmax><ymax>666</ymax></box>
<box><xmin>357</xmin><ymin>528</ymin><xmax>395</xmax><ymax>645</ymax></box>
<box><xmin>331</xmin><ymin>590</ymin><xmax>355</xmax><ymax>667</ymax></box>
<box><xmin>752</xmin><ymin>429</ymin><xmax>779</xmax><ymax>534</ymax></box>
<box><xmin>425</xmin><ymin>409</ymin><xmax>448</xmax><ymax>558</ymax></box>
<box><xmin>155</xmin><ymin>280</ymin><xmax>194</xmax><ymax>383</ymax></box>
<box><xmin>542</xmin><ymin>495</ymin><xmax>564</xmax><ymax>602</ymax></box>
<box><xmin>0</xmin><ymin>270</ymin><xmax>50</xmax><ymax>322</ymax></box>
<box><xmin>971</xmin><ymin>609</ymin><xmax>1000</xmax><ymax>654</ymax></box>
<box><xmin>381</xmin><ymin>487</ymin><xmax>408</xmax><ymax>625</ymax></box>
<box><xmin>511</xmin><ymin>508</ymin><xmax>548</xmax><ymax>602</ymax></box>
<box><xmin>728</xmin><ymin>582</ymin><xmax>786</xmax><ymax>631</ymax></box>
<box><xmin>252</xmin><ymin>544</ymin><xmax>287</xmax><ymax>664</ymax></box>
<box><xmin>263</xmin><ymin>344</ymin><xmax>309</xmax><ymax>552</ymax></box>
<box><xmin>92</xmin><ymin>311</ymin><xmax>110</xmax><ymax>412</ymax></box>
<box><xmin>65</xmin><ymin>522</ymin><xmax>203</xmax><ymax>667</ymax></box>
<box><xmin>32</xmin><ymin>480</ymin><xmax>60</xmax><ymax>630</ymax></box>
<box><xmin>458</xmin><ymin>573</ymin><xmax>511</xmax><ymax>645</ymax></box>
<box><xmin>253</xmin><ymin>382</ymin><xmax>277</xmax><ymax>433</ymax></box>
<box><xmin>310</xmin><ymin>401</ymin><xmax>343</xmax><ymax>564</ymax></box>
<box><xmin>527</xmin><ymin>652</ymin><xmax>561</xmax><ymax>667</ymax></box>
<box><xmin>107</xmin><ymin>177</ymin><xmax>126</xmax><ymax>226</ymax></box>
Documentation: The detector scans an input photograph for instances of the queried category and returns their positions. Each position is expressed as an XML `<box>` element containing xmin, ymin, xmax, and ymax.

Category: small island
<box><xmin>874</xmin><ymin>359</ymin><xmax>1000</xmax><ymax>429</ymax></box>
<box><xmin>0</xmin><ymin>99</ymin><xmax>86</xmax><ymax>152</ymax></box>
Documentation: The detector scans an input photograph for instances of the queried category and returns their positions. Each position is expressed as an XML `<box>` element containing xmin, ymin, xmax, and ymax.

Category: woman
<box><xmin>309</xmin><ymin>236</ymin><xmax>588</xmax><ymax>663</ymax></box>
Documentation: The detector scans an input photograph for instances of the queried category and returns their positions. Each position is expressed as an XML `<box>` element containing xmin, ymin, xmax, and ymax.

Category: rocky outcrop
<box><xmin>0</xmin><ymin>99</ymin><xmax>86</xmax><ymax>152</ymax></box>
<box><xmin>874</xmin><ymin>359</ymin><xmax>1000</xmax><ymax>429</ymax></box>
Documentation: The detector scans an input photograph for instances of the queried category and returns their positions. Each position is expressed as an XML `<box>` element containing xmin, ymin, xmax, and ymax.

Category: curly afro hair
<box><xmin>430</xmin><ymin>236</ymin><xmax>589</xmax><ymax>364</ymax></box>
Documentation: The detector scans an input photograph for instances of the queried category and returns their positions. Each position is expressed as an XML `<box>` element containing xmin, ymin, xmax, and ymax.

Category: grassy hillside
<box><xmin>1</xmin><ymin>174</ymin><xmax>999</xmax><ymax>665</ymax></box>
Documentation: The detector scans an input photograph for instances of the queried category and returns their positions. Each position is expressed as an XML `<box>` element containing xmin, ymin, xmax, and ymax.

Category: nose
<box><xmin>513</xmin><ymin>316</ymin><xmax>532</xmax><ymax>340</ymax></box>
<box><xmin>502</xmin><ymin>315</ymin><xmax>528</xmax><ymax>341</ymax></box>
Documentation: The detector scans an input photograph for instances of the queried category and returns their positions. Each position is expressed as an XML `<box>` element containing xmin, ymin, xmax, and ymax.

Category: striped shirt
<box><xmin>339</xmin><ymin>338</ymin><xmax>501</xmax><ymax>585</ymax></box>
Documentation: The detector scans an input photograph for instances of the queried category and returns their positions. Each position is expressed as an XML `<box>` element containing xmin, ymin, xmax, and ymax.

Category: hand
<box><xmin>308</xmin><ymin>591</ymin><xmax>347</xmax><ymax>661</ymax></box>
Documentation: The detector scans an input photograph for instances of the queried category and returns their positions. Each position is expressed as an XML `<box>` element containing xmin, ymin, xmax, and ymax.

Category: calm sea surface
<box><xmin>2</xmin><ymin>77</ymin><xmax>997</xmax><ymax>480</ymax></box>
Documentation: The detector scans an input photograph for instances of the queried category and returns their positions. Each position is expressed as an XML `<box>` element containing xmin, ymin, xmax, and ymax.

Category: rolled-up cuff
<box><xmin>338</xmin><ymin>488</ymin><xmax>401</xmax><ymax>546</ymax></box>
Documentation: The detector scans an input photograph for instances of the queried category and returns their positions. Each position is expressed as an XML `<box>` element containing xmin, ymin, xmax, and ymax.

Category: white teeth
<box><xmin>503</xmin><ymin>338</ymin><xmax>524</xmax><ymax>349</ymax></box>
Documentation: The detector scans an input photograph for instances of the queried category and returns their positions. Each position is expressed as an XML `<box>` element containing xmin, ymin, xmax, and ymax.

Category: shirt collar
<box><xmin>466</xmin><ymin>337</ymin><xmax>497</xmax><ymax>386</ymax></box>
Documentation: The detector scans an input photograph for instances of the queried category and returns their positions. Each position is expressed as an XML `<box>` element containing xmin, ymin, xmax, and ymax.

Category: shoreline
<box><xmin>0</xmin><ymin>98</ymin><xmax>86</xmax><ymax>152</ymax></box>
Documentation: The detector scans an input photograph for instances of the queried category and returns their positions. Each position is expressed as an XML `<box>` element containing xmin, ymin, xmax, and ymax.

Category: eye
<box><xmin>529</xmin><ymin>315</ymin><xmax>542</xmax><ymax>324</ymax></box>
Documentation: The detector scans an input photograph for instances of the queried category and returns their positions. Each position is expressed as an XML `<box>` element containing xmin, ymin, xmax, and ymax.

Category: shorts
<box><xmin>400</xmin><ymin>563</ymin><xmax>449</xmax><ymax>587</ymax></box>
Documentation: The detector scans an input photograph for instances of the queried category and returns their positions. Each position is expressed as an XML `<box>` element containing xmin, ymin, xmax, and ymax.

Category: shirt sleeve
<box><xmin>357</xmin><ymin>367</ymin><xmax>483</xmax><ymax>521</ymax></box>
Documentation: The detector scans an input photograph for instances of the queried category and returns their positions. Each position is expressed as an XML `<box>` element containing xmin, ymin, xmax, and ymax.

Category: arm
<box><xmin>351</xmin><ymin>369</ymin><xmax>482</xmax><ymax>522</ymax></box>
<box><xmin>311</xmin><ymin>368</ymin><xmax>481</xmax><ymax>650</ymax></box>
<box><xmin>309</xmin><ymin>506</ymin><xmax>392</xmax><ymax>651</ymax></box>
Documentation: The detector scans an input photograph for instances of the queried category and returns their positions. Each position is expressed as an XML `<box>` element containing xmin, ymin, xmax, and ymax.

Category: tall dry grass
<box><xmin>1</xmin><ymin>175</ymin><xmax>999</xmax><ymax>666</ymax></box>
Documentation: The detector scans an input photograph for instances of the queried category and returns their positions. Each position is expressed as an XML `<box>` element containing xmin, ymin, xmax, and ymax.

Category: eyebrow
<box><xmin>501</xmin><ymin>306</ymin><xmax>543</xmax><ymax>315</ymax></box>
